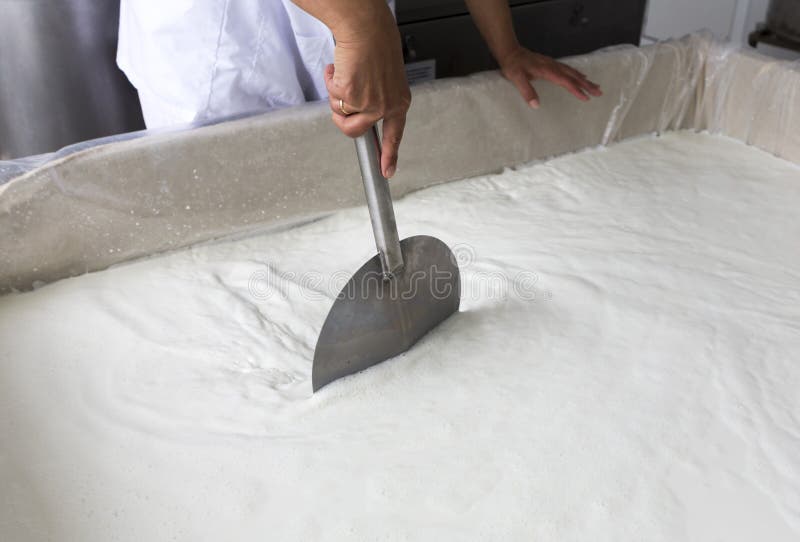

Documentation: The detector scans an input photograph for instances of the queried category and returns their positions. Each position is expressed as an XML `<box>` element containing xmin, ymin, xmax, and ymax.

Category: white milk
<box><xmin>2</xmin><ymin>132</ymin><xmax>799</xmax><ymax>541</ymax></box>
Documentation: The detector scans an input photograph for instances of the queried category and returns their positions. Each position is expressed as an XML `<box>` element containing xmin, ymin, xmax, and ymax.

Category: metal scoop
<box><xmin>312</xmin><ymin>125</ymin><xmax>461</xmax><ymax>392</ymax></box>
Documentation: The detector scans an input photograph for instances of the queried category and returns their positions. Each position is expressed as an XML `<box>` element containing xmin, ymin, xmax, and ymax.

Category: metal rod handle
<box><xmin>354</xmin><ymin>125</ymin><xmax>404</xmax><ymax>279</ymax></box>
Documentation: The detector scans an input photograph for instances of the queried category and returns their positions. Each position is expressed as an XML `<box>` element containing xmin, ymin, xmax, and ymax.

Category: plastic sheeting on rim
<box><xmin>0</xmin><ymin>110</ymin><xmax>272</xmax><ymax>186</ymax></box>
<box><xmin>697</xmin><ymin>43</ymin><xmax>800</xmax><ymax>164</ymax></box>
<box><xmin>1</xmin><ymin>32</ymin><xmax>798</xmax><ymax>293</ymax></box>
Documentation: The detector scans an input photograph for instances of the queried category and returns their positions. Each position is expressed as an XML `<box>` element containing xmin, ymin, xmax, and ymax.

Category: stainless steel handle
<box><xmin>355</xmin><ymin>125</ymin><xmax>404</xmax><ymax>279</ymax></box>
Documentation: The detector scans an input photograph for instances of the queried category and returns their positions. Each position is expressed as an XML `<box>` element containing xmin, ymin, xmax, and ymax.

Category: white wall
<box><xmin>644</xmin><ymin>0</ymin><xmax>741</xmax><ymax>41</ymax></box>
<box><xmin>644</xmin><ymin>0</ymin><xmax>800</xmax><ymax>59</ymax></box>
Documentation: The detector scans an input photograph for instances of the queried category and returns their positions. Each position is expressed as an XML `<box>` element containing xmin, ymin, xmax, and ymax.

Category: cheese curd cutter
<box><xmin>311</xmin><ymin>125</ymin><xmax>461</xmax><ymax>392</ymax></box>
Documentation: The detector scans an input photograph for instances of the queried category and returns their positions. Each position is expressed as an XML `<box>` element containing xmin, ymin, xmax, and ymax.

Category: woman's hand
<box><xmin>498</xmin><ymin>46</ymin><xmax>603</xmax><ymax>108</ymax></box>
<box><xmin>463</xmin><ymin>0</ymin><xmax>601</xmax><ymax>109</ymax></box>
<box><xmin>292</xmin><ymin>0</ymin><xmax>410</xmax><ymax>179</ymax></box>
<box><xmin>324</xmin><ymin>21</ymin><xmax>410</xmax><ymax>179</ymax></box>
<box><xmin>325</xmin><ymin>28</ymin><xmax>411</xmax><ymax>179</ymax></box>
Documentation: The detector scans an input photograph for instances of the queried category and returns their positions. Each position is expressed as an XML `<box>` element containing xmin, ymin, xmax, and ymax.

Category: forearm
<box><xmin>291</xmin><ymin>0</ymin><xmax>395</xmax><ymax>41</ymax></box>
<box><xmin>464</xmin><ymin>0</ymin><xmax>520</xmax><ymax>64</ymax></box>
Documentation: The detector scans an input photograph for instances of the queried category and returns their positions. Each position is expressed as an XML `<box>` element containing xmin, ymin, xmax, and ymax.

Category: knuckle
<box><xmin>340</xmin><ymin>85</ymin><xmax>357</xmax><ymax>103</ymax></box>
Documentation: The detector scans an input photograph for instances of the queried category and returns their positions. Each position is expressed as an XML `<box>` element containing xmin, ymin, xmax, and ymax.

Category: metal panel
<box><xmin>399</xmin><ymin>0</ymin><xmax>647</xmax><ymax>78</ymax></box>
<box><xmin>767</xmin><ymin>0</ymin><xmax>800</xmax><ymax>41</ymax></box>
<box><xmin>0</xmin><ymin>0</ymin><xmax>145</xmax><ymax>160</ymax></box>
<box><xmin>397</xmin><ymin>0</ymin><xmax>547</xmax><ymax>24</ymax></box>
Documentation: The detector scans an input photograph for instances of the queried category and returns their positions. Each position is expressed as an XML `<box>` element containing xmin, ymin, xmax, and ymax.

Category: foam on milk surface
<box><xmin>1</xmin><ymin>132</ymin><xmax>799</xmax><ymax>540</ymax></box>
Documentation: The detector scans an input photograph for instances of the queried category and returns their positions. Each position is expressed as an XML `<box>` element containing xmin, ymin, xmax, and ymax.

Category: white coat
<box><xmin>117</xmin><ymin>0</ymin><xmax>395</xmax><ymax>128</ymax></box>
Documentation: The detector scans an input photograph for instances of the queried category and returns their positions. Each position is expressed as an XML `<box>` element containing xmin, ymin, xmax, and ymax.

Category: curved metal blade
<box><xmin>312</xmin><ymin>235</ymin><xmax>460</xmax><ymax>392</ymax></box>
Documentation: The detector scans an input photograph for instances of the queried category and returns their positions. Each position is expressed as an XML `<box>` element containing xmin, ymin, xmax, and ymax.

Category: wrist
<box><xmin>328</xmin><ymin>0</ymin><xmax>397</xmax><ymax>44</ymax></box>
<box><xmin>495</xmin><ymin>42</ymin><xmax>523</xmax><ymax>68</ymax></box>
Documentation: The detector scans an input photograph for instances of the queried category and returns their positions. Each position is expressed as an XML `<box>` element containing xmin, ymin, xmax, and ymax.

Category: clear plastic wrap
<box><xmin>697</xmin><ymin>43</ymin><xmax>800</xmax><ymax>163</ymax></box>
<box><xmin>1</xmin><ymin>33</ymin><xmax>798</xmax><ymax>293</ymax></box>
<box><xmin>0</xmin><ymin>111</ymin><xmax>262</xmax><ymax>185</ymax></box>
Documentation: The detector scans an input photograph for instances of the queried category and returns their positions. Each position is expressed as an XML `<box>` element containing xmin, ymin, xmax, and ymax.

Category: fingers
<box><xmin>324</xmin><ymin>63</ymin><xmax>339</xmax><ymax>100</ymax></box>
<box><xmin>322</xmin><ymin>56</ymin><xmax>410</xmax><ymax>178</ymax></box>
<box><xmin>509</xmin><ymin>72</ymin><xmax>541</xmax><ymax>109</ymax></box>
<box><xmin>548</xmin><ymin>72</ymin><xmax>595</xmax><ymax>102</ymax></box>
<box><xmin>570</xmin><ymin>72</ymin><xmax>603</xmax><ymax>97</ymax></box>
<box><xmin>326</xmin><ymin>66</ymin><xmax>362</xmax><ymax>117</ymax></box>
<box><xmin>565</xmin><ymin>66</ymin><xmax>589</xmax><ymax>80</ymax></box>
<box><xmin>561</xmin><ymin>64</ymin><xmax>603</xmax><ymax>97</ymax></box>
<box><xmin>583</xmin><ymin>79</ymin><xmax>603</xmax><ymax>97</ymax></box>
<box><xmin>380</xmin><ymin>114</ymin><xmax>406</xmax><ymax>178</ymax></box>
<box><xmin>329</xmin><ymin>112</ymin><xmax>404</xmax><ymax>178</ymax></box>
<box><xmin>329</xmin><ymin>94</ymin><xmax>360</xmax><ymax>117</ymax></box>
<box><xmin>330</xmin><ymin>110</ymin><xmax>381</xmax><ymax>139</ymax></box>
<box><xmin>324</xmin><ymin>63</ymin><xmax>348</xmax><ymax>107</ymax></box>
<box><xmin>520</xmin><ymin>58</ymin><xmax>602</xmax><ymax>104</ymax></box>
<box><xmin>567</xmin><ymin>74</ymin><xmax>602</xmax><ymax>98</ymax></box>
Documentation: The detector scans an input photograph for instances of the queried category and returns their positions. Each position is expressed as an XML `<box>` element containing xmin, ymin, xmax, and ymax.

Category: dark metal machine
<box><xmin>767</xmin><ymin>0</ymin><xmax>800</xmax><ymax>41</ymax></box>
<box><xmin>397</xmin><ymin>0</ymin><xmax>648</xmax><ymax>83</ymax></box>
<box><xmin>749</xmin><ymin>0</ymin><xmax>800</xmax><ymax>53</ymax></box>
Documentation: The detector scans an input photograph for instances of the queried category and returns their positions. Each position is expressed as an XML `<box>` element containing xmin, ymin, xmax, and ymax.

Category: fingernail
<box><xmin>385</xmin><ymin>165</ymin><xmax>396</xmax><ymax>179</ymax></box>
<box><xmin>528</xmin><ymin>99</ymin><xmax>540</xmax><ymax>109</ymax></box>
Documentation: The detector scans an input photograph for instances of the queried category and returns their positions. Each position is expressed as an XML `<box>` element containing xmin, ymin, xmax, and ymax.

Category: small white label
<box><xmin>405</xmin><ymin>59</ymin><xmax>436</xmax><ymax>85</ymax></box>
